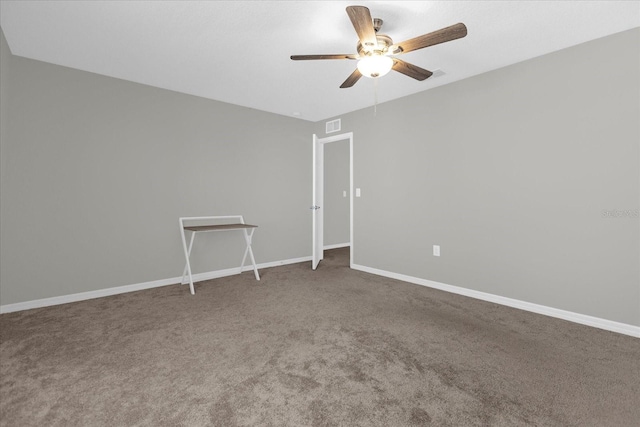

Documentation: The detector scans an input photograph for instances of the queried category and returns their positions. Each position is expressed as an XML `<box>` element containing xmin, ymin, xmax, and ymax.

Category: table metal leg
<box><xmin>242</xmin><ymin>228</ymin><xmax>260</xmax><ymax>280</ymax></box>
<box><xmin>180</xmin><ymin>226</ymin><xmax>196</xmax><ymax>295</ymax></box>
<box><xmin>182</xmin><ymin>231</ymin><xmax>196</xmax><ymax>285</ymax></box>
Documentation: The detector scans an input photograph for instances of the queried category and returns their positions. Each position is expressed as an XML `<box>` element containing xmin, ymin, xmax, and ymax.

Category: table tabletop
<box><xmin>183</xmin><ymin>223</ymin><xmax>258</xmax><ymax>232</ymax></box>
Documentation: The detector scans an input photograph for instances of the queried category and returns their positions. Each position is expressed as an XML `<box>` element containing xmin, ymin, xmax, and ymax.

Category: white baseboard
<box><xmin>179</xmin><ymin>256</ymin><xmax>312</xmax><ymax>284</ymax></box>
<box><xmin>0</xmin><ymin>256</ymin><xmax>313</xmax><ymax>314</ymax></box>
<box><xmin>4</xmin><ymin>258</ymin><xmax>637</xmax><ymax>339</ymax></box>
<box><xmin>324</xmin><ymin>243</ymin><xmax>350</xmax><ymax>250</ymax></box>
<box><xmin>351</xmin><ymin>264</ymin><xmax>640</xmax><ymax>338</ymax></box>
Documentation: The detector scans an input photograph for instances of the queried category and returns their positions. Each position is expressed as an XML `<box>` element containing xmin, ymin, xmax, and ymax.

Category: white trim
<box><xmin>351</xmin><ymin>264</ymin><xmax>640</xmax><ymax>338</ymax></box>
<box><xmin>317</xmin><ymin>131</ymin><xmax>353</xmax><ymax>144</ymax></box>
<box><xmin>324</xmin><ymin>243</ymin><xmax>350</xmax><ymax>250</ymax></box>
<box><xmin>180</xmin><ymin>256</ymin><xmax>311</xmax><ymax>284</ymax></box>
<box><xmin>314</xmin><ymin>132</ymin><xmax>354</xmax><ymax>269</ymax></box>
<box><xmin>0</xmin><ymin>256</ymin><xmax>313</xmax><ymax>314</ymax></box>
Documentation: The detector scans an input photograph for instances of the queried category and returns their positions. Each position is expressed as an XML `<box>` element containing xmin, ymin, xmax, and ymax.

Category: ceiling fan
<box><xmin>291</xmin><ymin>5</ymin><xmax>467</xmax><ymax>88</ymax></box>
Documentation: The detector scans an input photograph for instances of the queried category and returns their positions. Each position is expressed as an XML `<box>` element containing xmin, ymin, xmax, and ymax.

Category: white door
<box><xmin>312</xmin><ymin>132</ymin><xmax>354</xmax><ymax>270</ymax></box>
<box><xmin>312</xmin><ymin>134</ymin><xmax>324</xmax><ymax>270</ymax></box>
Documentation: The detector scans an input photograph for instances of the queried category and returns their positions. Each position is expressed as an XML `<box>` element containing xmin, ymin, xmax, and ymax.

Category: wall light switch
<box><xmin>356</xmin><ymin>188</ymin><xmax>361</xmax><ymax>197</ymax></box>
<box><xmin>433</xmin><ymin>245</ymin><xmax>440</xmax><ymax>257</ymax></box>
<box><xmin>343</xmin><ymin>190</ymin><xmax>347</xmax><ymax>198</ymax></box>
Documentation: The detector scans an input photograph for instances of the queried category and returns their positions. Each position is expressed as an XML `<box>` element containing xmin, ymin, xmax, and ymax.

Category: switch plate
<box><xmin>433</xmin><ymin>245</ymin><xmax>440</xmax><ymax>256</ymax></box>
<box><xmin>356</xmin><ymin>188</ymin><xmax>361</xmax><ymax>197</ymax></box>
<box><xmin>343</xmin><ymin>190</ymin><xmax>347</xmax><ymax>197</ymax></box>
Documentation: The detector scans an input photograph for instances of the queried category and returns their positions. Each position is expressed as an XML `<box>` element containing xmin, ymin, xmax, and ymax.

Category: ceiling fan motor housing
<box><xmin>357</xmin><ymin>34</ymin><xmax>393</xmax><ymax>56</ymax></box>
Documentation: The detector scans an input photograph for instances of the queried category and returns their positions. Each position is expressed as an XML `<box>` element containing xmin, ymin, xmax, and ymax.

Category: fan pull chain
<box><xmin>373</xmin><ymin>77</ymin><xmax>379</xmax><ymax>116</ymax></box>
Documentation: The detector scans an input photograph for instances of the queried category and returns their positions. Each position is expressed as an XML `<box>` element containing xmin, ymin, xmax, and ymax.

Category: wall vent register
<box><xmin>326</xmin><ymin>119</ymin><xmax>341</xmax><ymax>133</ymax></box>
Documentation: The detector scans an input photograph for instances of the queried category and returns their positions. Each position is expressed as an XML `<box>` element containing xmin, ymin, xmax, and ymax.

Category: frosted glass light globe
<box><xmin>357</xmin><ymin>55</ymin><xmax>393</xmax><ymax>78</ymax></box>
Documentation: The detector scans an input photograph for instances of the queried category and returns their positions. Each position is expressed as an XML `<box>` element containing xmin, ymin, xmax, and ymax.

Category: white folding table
<box><xmin>179</xmin><ymin>215</ymin><xmax>260</xmax><ymax>295</ymax></box>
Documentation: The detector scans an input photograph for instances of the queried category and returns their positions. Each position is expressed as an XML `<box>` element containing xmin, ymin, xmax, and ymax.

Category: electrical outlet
<box><xmin>433</xmin><ymin>245</ymin><xmax>440</xmax><ymax>257</ymax></box>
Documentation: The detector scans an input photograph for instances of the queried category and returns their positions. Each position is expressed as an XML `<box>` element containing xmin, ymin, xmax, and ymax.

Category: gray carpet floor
<box><xmin>1</xmin><ymin>247</ymin><xmax>639</xmax><ymax>426</ymax></box>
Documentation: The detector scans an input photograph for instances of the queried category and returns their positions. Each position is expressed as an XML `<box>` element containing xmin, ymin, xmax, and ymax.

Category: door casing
<box><xmin>312</xmin><ymin>132</ymin><xmax>354</xmax><ymax>269</ymax></box>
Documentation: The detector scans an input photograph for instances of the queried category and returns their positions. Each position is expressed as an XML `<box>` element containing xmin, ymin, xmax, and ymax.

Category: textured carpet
<box><xmin>1</xmin><ymin>247</ymin><xmax>639</xmax><ymax>426</ymax></box>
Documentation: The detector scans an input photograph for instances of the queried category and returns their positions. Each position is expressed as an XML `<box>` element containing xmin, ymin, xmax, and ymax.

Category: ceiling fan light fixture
<box><xmin>290</xmin><ymin>6</ymin><xmax>467</xmax><ymax>88</ymax></box>
<box><xmin>357</xmin><ymin>55</ymin><xmax>393</xmax><ymax>78</ymax></box>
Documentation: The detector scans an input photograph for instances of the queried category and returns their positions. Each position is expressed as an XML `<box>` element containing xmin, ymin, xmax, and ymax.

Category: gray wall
<box><xmin>0</xmin><ymin>30</ymin><xmax>8</xmax><ymax>161</ymax></box>
<box><xmin>2</xmin><ymin>27</ymin><xmax>639</xmax><ymax>328</ymax></box>
<box><xmin>323</xmin><ymin>140</ymin><xmax>350</xmax><ymax>246</ymax></box>
<box><xmin>0</xmin><ymin>31</ymin><xmax>9</xmax><ymax>302</ymax></box>
<box><xmin>0</xmin><ymin>30</ymin><xmax>313</xmax><ymax>305</ymax></box>
<box><xmin>316</xmin><ymin>28</ymin><xmax>640</xmax><ymax>326</ymax></box>
<box><xmin>1</xmin><ymin>30</ymin><xmax>13</xmax><ymax>303</ymax></box>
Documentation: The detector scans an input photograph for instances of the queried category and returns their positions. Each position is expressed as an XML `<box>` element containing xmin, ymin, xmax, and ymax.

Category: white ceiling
<box><xmin>1</xmin><ymin>1</ymin><xmax>639</xmax><ymax>122</ymax></box>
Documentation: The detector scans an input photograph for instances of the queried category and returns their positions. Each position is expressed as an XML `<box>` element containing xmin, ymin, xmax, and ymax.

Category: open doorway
<box><xmin>312</xmin><ymin>132</ymin><xmax>353</xmax><ymax>270</ymax></box>
<box><xmin>324</xmin><ymin>139</ymin><xmax>350</xmax><ymax>250</ymax></box>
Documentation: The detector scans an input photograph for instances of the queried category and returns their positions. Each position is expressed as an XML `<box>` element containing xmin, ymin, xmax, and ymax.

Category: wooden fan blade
<box><xmin>346</xmin><ymin>6</ymin><xmax>378</xmax><ymax>50</ymax></box>
<box><xmin>340</xmin><ymin>68</ymin><xmax>362</xmax><ymax>88</ymax></box>
<box><xmin>392</xmin><ymin>59</ymin><xmax>433</xmax><ymax>81</ymax></box>
<box><xmin>394</xmin><ymin>23</ymin><xmax>467</xmax><ymax>54</ymax></box>
<box><xmin>291</xmin><ymin>54</ymin><xmax>357</xmax><ymax>60</ymax></box>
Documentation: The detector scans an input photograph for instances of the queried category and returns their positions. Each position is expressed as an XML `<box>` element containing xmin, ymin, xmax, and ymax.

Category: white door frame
<box><xmin>312</xmin><ymin>132</ymin><xmax>354</xmax><ymax>269</ymax></box>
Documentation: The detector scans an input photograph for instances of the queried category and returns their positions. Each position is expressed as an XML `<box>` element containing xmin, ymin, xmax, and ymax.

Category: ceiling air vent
<box><xmin>326</xmin><ymin>119</ymin><xmax>341</xmax><ymax>134</ymax></box>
